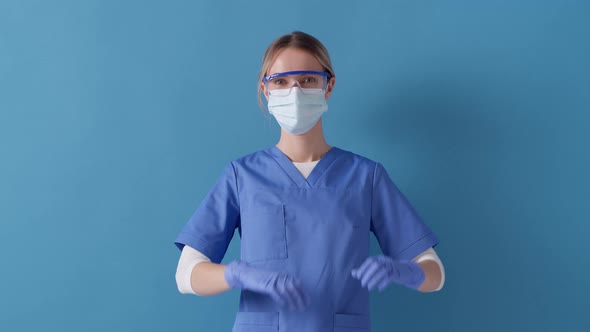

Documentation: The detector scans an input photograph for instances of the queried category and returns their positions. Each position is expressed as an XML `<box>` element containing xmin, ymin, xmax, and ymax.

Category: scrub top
<box><xmin>175</xmin><ymin>146</ymin><xmax>439</xmax><ymax>332</ymax></box>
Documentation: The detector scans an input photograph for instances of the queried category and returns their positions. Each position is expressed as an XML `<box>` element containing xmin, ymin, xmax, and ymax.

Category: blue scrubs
<box><xmin>175</xmin><ymin>146</ymin><xmax>439</xmax><ymax>332</ymax></box>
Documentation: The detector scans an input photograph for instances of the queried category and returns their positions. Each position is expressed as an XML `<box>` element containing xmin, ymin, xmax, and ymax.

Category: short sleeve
<box><xmin>370</xmin><ymin>162</ymin><xmax>439</xmax><ymax>261</ymax></box>
<box><xmin>174</xmin><ymin>162</ymin><xmax>240</xmax><ymax>264</ymax></box>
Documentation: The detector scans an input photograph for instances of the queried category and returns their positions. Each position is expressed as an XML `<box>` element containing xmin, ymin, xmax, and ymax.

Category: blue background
<box><xmin>1</xmin><ymin>0</ymin><xmax>589</xmax><ymax>331</ymax></box>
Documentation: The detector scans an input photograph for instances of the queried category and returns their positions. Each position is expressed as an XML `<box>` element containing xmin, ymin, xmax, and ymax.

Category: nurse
<box><xmin>174</xmin><ymin>31</ymin><xmax>445</xmax><ymax>331</ymax></box>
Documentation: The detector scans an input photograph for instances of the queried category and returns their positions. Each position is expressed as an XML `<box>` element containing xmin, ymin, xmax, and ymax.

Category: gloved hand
<box><xmin>351</xmin><ymin>255</ymin><xmax>425</xmax><ymax>291</ymax></box>
<box><xmin>224</xmin><ymin>260</ymin><xmax>309</xmax><ymax>311</ymax></box>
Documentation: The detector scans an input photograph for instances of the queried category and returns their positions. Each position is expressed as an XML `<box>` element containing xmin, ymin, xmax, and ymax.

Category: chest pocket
<box><xmin>240</xmin><ymin>201</ymin><xmax>288</xmax><ymax>263</ymax></box>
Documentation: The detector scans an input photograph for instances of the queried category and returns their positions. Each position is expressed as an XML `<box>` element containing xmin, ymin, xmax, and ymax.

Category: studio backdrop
<box><xmin>1</xmin><ymin>0</ymin><xmax>588</xmax><ymax>331</ymax></box>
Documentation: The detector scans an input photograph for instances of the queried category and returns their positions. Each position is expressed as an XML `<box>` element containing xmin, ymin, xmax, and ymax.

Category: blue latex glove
<box><xmin>225</xmin><ymin>260</ymin><xmax>309</xmax><ymax>311</ymax></box>
<box><xmin>351</xmin><ymin>255</ymin><xmax>425</xmax><ymax>291</ymax></box>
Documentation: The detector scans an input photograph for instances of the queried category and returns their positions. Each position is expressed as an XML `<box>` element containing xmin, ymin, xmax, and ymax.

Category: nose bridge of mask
<box><xmin>267</xmin><ymin>87</ymin><xmax>302</xmax><ymax>107</ymax></box>
<box><xmin>269</xmin><ymin>82</ymin><xmax>302</xmax><ymax>97</ymax></box>
<box><xmin>283</xmin><ymin>84</ymin><xmax>303</xmax><ymax>96</ymax></box>
<box><xmin>268</xmin><ymin>87</ymin><xmax>326</xmax><ymax>109</ymax></box>
<box><xmin>270</xmin><ymin>85</ymin><xmax>324</xmax><ymax>98</ymax></box>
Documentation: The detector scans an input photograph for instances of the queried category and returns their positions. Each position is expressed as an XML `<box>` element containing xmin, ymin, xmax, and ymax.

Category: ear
<box><xmin>325</xmin><ymin>76</ymin><xmax>336</xmax><ymax>100</ymax></box>
<box><xmin>261</xmin><ymin>82</ymin><xmax>269</xmax><ymax>101</ymax></box>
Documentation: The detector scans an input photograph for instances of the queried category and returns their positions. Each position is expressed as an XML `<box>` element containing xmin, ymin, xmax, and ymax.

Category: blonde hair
<box><xmin>257</xmin><ymin>31</ymin><xmax>335</xmax><ymax>110</ymax></box>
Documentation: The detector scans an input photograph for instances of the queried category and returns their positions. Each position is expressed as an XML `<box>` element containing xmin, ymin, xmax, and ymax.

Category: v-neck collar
<box><xmin>266</xmin><ymin>145</ymin><xmax>342</xmax><ymax>188</ymax></box>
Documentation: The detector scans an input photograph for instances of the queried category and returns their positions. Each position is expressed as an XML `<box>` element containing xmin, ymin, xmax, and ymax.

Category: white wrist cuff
<box><xmin>412</xmin><ymin>247</ymin><xmax>445</xmax><ymax>291</ymax></box>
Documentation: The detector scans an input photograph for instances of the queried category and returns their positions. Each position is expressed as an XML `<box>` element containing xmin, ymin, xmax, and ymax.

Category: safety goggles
<box><xmin>262</xmin><ymin>70</ymin><xmax>331</xmax><ymax>95</ymax></box>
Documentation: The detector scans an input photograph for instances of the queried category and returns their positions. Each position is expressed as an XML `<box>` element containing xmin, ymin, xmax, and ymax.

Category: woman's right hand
<box><xmin>224</xmin><ymin>260</ymin><xmax>309</xmax><ymax>311</ymax></box>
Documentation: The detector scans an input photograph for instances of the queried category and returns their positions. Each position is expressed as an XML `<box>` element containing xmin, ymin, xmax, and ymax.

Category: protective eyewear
<box><xmin>263</xmin><ymin>70</ymin><xmax>331</xmax><ymax>95</ymax></box>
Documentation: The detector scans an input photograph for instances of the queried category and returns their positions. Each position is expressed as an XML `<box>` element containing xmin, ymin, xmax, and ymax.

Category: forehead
<box><xmin>267</xmin><ymin>47</ymin><xmax>323</xmax><ymax>75</ymax></box>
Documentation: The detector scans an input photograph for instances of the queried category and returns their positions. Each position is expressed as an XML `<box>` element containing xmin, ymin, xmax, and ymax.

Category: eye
<box><xmin>272</xmin><ymin>79</ymin><xmax>286</xmax><ymax>85</ymax></box>
<box><xmin>302</xmin><ymin>76</ymin><xmax>317</xmax><ymax>84</ymax></box>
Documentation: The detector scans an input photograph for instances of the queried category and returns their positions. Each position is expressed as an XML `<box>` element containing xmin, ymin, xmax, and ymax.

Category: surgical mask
<box><xmin>267</xmin><ymin>87</ymin><xmax>328</xmax><ymax>135</ymax></box>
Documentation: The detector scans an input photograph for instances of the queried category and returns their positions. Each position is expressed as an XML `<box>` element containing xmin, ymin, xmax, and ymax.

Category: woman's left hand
<box><xmin>351</xmin><ymin>255</ymin><xmax>425</xmax><ymax>291</ymax></box>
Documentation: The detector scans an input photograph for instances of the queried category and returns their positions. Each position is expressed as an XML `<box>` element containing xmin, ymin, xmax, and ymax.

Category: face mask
<box><xmin>267</xmin><ymin>87</ymin><xmax>328</xmax><ymax>135</ymax></box>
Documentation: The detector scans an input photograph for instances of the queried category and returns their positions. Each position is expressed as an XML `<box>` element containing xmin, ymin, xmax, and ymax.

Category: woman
<box><xmin>175</xmin><ymin>31</ymin><xmax>445</xmax><ymax>331</ymax></box>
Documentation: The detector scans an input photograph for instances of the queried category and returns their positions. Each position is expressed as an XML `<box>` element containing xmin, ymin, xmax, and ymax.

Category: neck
<box><xmin>276</xmin><ymin>119</ymin><xmax>331</xmax><ymax>162</ymax></box>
